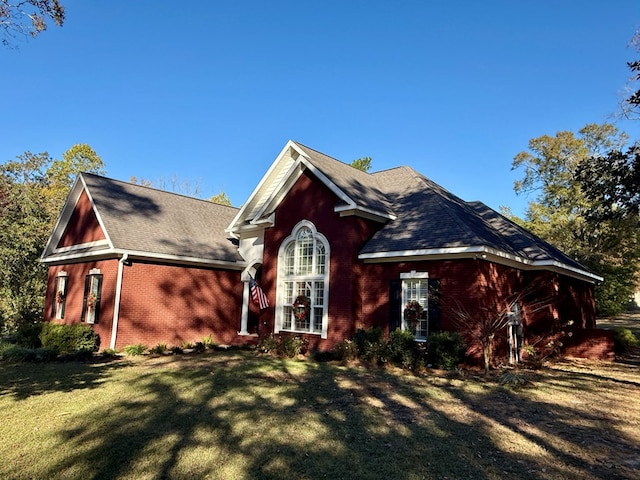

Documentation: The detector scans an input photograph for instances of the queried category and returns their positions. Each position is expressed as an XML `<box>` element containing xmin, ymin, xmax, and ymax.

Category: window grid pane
<box><xmin>312</xmin><ymin>308</ymin><xmax>323</xmax><ymax>333</ymax></box>
<box><xmin>280</xmin><ymin>225</ymin><xmax>327</xmax><ymax>335</ymax></box>
<box><xmin>283</xmin><ymin>306</ymin><xmax>293</xmax><ymax>330</ymax></box>
<box><xmin>285</xmin><ymin>244</ymin><xmax>295</xmax><ymax>275</ymax></box>
<box><xmin>404</xmin><ymin>278</ymin><xmax>429</xmax><ymax>340</ymax></box>
<box><xmin>296</xmin><ymin>228</ymin><xmax>313</xmax><ymax>275</ymax></box>
<box><xmin>315</xmin><ymin>244</ymin><xmax>326</xmax><ymax>274</ymax></box>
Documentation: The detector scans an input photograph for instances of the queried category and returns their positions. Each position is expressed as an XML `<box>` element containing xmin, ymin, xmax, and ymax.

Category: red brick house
<box><xmin>41</xmin><ymin>140</ymin><xmax>611</xmax><ymax>359</ymax></box>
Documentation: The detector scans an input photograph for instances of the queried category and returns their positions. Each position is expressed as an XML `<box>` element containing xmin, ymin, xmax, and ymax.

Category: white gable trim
<box><xmin>41</xmin><ymin>174</ymin><xmax>115</xmax><ymax>261</ymax></box>
<box><xmin>226</xmin><ymin>140</ymin><xmax>393</xmax><ymax>235</ymax></box>
<box><xmin>227</xmin><ymin>140</ymin><xmax>300</xmax><ymax>235</ymax></box>
<box><xmin>52</xmin><ymin>239</ymin><xmax>110</xmax><ymax>254</ymax></box>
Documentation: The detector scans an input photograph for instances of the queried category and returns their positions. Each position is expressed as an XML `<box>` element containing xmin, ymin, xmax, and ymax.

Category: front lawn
<box><xmin>0</xmin><ymin>351</ymin><xmax>638</xmax><ymax>480</ymax></box>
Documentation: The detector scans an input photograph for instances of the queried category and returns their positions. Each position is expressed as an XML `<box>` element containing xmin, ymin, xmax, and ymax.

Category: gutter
<box><xmin>110</xmin><ymin>253</ymin><xmax>129</xmax><ymax>350</ymax></box>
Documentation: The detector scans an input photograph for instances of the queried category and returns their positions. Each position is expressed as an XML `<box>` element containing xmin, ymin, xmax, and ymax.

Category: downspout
<box><xmin>110</xmin><ymin>253</ymin><xmax>128</xmax><ymax>349</ymax></box>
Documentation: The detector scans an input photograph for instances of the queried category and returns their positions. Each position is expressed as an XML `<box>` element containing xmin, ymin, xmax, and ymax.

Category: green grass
<box><xmin>1</xmin><ymin>351</ymin><xmax>639</xmax><ymax>480</ymax></box>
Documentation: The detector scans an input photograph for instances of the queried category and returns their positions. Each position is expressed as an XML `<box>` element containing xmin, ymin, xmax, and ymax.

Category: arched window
<box><xmin>276</xmin><ymin>221</ymin><xmax>329</xmax><ymax>338</ymax></box>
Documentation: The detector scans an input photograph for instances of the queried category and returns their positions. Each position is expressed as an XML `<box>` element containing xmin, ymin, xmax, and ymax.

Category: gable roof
<box><xmin>226</xmin><ymin>140</ymin><xmax>395</xmax><ymax>235</ymax></box>
<box><xmin>42</xmin><ymin>173</ymin><xmax>242</xmax><ymax>268</ymax></box>
<box><xmin>42</xmin><ymin>142</ymin><xmax>601</xmax><ymax>283</ymax></box>
<box><xmin>228</xmin><ymin>140</ymin><xmax>600</xmax><ymax>283</ymax></box>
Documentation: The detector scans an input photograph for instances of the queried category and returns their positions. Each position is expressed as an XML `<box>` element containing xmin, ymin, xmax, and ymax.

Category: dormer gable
<box><xmin>226</xmin><ymin>140</ymin><xmax>396</xmax><ymax>236</ymax></box>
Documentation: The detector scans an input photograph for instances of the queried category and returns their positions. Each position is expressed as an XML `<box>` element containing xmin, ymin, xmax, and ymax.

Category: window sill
<box><xmin>237</xmin><ymin>331</ymin><xmax>259</xmax><ymax>337</ymax></box>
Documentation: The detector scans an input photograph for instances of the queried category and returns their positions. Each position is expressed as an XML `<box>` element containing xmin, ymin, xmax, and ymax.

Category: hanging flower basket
<box><xmin>292</xmin><ymin>295</ymin><xmax>311</xmax><ymax>322</ymax></box>
<box><xmin>56</xmin><ymin>290</ymin><xmax>65</xmax><ymax>304</ymax></box>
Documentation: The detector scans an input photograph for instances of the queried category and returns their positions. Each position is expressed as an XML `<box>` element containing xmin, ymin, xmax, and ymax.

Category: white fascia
<box><xmin>42</xmin><ymin>248</ymin><xmax>245</xmax><ymax>270</ymax></box>
<box><xmin>359</xmin><ymin>245</ymin><xmax>489</xmax><ymax>261</ymax></box>
<box><xmin>298</xmin><ymin>159</ymin><xmax>394</xmax><ymax>222</ymax></box>
<box><xmin>249</xmin><ymin>160</ymin><xmax>304</xmax><ymax>224</ymax></box>
<box><xmin>335</xmin><ymin>205</ymin><xmax>396</xmax><ymax>222</ymax></box>
<box><xmin>52</xmin><ymin>239</ymin><xmax>110</xmax><ymax>253</ymax></box>
<box><xmin>359</xmin><ymin>246</ymin><xmax>602</xmax><ymax>283</ymax></box>
<box><xmin>227</xmin><ymin>140</ymin><xmax>300</xmax><ymax>235</ymax></box>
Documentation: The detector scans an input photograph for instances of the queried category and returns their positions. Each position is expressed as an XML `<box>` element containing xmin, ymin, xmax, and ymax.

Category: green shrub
<box><xmin>361</xmin><ymin>339</ymin><xmax>389</xmax><ymax>365</ymax></box>
<box><xmin>353</xmin><ymin>327</ymin><xmax>383</xmax><ymax>356</ymax></box>
<box><xmin>0</xmin><ymin>344</ymin><xmax>58</xmax><ymax>362</ymax></box>
<box><xmin>149</xmin><ymin>343</ymin><xmax>168</xmax><ymax>355</ymax></box>
<box><xmin>388</xmin><ymin>328</ymin><xmax>417</xmax><ymax>369</ymax></box>
<box><xmin>100</xmin><ymin>348</ymin><xmax>119</xmax><ymax>358</ymax></box>
<box><xmin>427</xmin><ymin>331</ymin><xmax>466</xmax><ymax>370</ymax></box>
<box><xmin>257</xmin><ymin>334</ymin><xmax>279</xmax><ymax>354</ymax></box>
<box><xmin>333</xmin><ymin>339</ymin><xmax>359</xmax><ymax>362</ymax></box>
<box><xmin>614</xmin><ymin>328</ymin><xmax>639</xmax><ymax>354</ymax></box>
<box><xmin>14</xmin><ymin>322</ymin><xmax>43</xmax><ymax>348</ymax></box>
<box><xmin>201</xmin><ymin>334</ymin><xmax>216</xmax><ymax>349</ymax></box>
<box><xmin>192</xmin><ymin>341</ymin><xmax>206</xmax><ymax>353</ymax></box>
<box><xmin>170</xmin><ymin>345</ymin><xmax>183</xmax><ymax>354</ymax></box>
<box><xmin>123</xmin><ymin>344</ymin><xmax>147</xmax><ymax>356</ymax></box>
<box><xmin>277</xmin><ymin>335</ymin><xmax>306</xmax><ymax>358</ymax></box>
<box><xmin>257</xmin><ymin>334</ymin><xmax>307</xmax><ymax>358</ymax></box>
<box><xmin>39</xmin><ymin>323</ymin><xmax>99</xmax><ymax>354</ymax></box>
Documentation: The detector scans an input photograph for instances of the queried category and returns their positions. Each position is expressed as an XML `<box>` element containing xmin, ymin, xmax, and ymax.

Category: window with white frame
<box><xmin>276</xmin><ymin>221</ymin><xmax>329</xmax><ymax>338</ymax></box>
<box><xmin>82</xmin><ymin>269</ymin><xmax>103</xmax><ymax>324</ymax></box>
<box><xmin>401</xmin><ymin>271</ymin><xmax>429</xmax><ymax>340</ymax></box>
<box><xmin>52</xmin><ymin>271</ymin><xmax>68</xmax><ymax>319</ymax></box>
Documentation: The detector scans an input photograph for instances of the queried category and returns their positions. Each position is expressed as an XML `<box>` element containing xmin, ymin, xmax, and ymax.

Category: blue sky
<box><xmin>2</xmin><ymin>1</ymin><xmax>639</xmax><ymax>216</ymax></box>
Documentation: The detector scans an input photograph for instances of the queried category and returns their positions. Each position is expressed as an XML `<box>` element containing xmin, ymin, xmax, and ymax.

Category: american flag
<box><xmin>249</xmin><ymin>276</ymin><xmax>269</xmax><ymax>309</ymax></box>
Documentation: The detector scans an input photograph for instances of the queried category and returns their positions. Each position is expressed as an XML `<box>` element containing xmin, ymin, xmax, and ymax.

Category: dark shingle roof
<box><xmin>82</xmin><ymin>173</ymin><xmax>241</xmax><ymax>263</ymax></box>
<box><xmin>293</xmin><ymin>142</ymin><xmax>395</xmax><ymax>217</ymax></box>
<box><xmin>360</xmin><ymin>166</ymin><xmax>589</xmax><ymax>272</ymax></box>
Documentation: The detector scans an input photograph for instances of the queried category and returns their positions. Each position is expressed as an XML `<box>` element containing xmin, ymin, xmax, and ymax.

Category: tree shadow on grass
<box><xmin>7</xmin><ymin>352</ymin><xmax>639</xmax><ymax>480</ymax></box>
<box><xmin>0</xmin><ymin>357</ymin><xmax>130</xmax><ymax>400</ymax></box>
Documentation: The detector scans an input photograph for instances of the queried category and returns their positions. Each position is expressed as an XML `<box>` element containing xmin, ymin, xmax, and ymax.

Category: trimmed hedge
<box><xmin>427</xmin><ymin>331</ymin><xmax>466</xmax><ymax>370</ymax></box>
<box><xmin>39</xmin><ymin>323</ymin><xmax>100</xmax><ymax>354</ymax></box>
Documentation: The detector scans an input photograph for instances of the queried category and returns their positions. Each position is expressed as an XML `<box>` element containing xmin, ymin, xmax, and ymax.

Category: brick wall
<box><xmin>46</xmin><ymin>260</ymin><xmax>244</xmax><ymax>350</ymax></box>
<box><xmin>261</xmin><ymin>170</ymin><xmax>381</xmax><ymax>350</ymax></box>
<box><xmin>45</xmin><ymin>260</ymin><xmax>119</xmax><ymax>349</ymax></box>
<box><xmin>57</xmin><ymin>190</ymin><xmax>106</xmax><ymax>247</ymax></box>
<box><xmin>116</xmin><ymin>262</ymin><xmax>243</xmax><ymax>349</ymax></box>
<box><xmin>562</xmin><ymin>329</ymin><xmax>615</xmax><ymax>360</ymax></box>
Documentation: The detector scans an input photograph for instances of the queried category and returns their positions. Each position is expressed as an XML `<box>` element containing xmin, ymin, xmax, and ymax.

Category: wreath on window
<box><xmin>87</xmin><ymin>293</ymin><xmax>97</xmax><ymax>310</ymax></box>
<box><xmin>56</xmin><ymin>290</ymin><xmax>65</xmax><ymax>304</ymax></box>
<box><xmin>292</xmin><ymin>295</ymin><xmax>311</xmax><ymax>321</ymax></box>
<box><xmin>404</xmin><ymin>300</ymin><xmax>424</xmax><ymax>326</ymax></box>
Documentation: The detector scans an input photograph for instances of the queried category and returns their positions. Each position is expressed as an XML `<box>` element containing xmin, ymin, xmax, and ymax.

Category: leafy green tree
<box><xmin>512</xmin><ymin>123</ymin><xmax>640</xmax><ymax>315</ymax></box>
<box><xmin>210</xmin><ymin>191</ymin><xmax>232</xmax><ymax>206</ymax></box>
<box><xmin>0</xmin><ymin>145</ymin><xmax>104</xmax><ymax>333</ymax></box>
<box><xmin>350</xmin><ymin>157</ymin><xmax>372</xmax><ymax>172</ymax></box>
<box><xmin>0</xmin><ymin>0</ymin><xmax>65</xmax><ymax>46</ymax></box>
<box><xmin>46</xmin><ymin>144</ymin><xmax>105</xmax><ymax>208</ymax></box>
<box><xmin>575</xmin><ymin>144</ymin><xmax>640</xmax><ymax>220</ymax></box>
<box><xmin>0</xmin><ymin>152</ymin><xmax>52</xmax><ymax>330</ymax></box>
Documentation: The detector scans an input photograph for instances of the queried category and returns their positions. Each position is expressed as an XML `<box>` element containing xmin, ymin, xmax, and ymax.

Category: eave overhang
<box><xmin>359</xmin><ymin>245</ymin><xmax>603</xmax><ymax>284</ymax></box>
<box><xmin>41</xmin><ymin>247</ymin><xmax>246</xmax><ymax>270</ymax></box>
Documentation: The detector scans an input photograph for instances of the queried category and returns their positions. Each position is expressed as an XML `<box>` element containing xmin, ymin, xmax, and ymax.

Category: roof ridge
<box><xmin>81</xmin><ymin>172</ymin><xmax>239</xmax><ymax>210</ymax></box>
<box><xmin>292</xmin><ymin>141</ymin><xmax>376</xmax><ymax>176</ymax></box>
